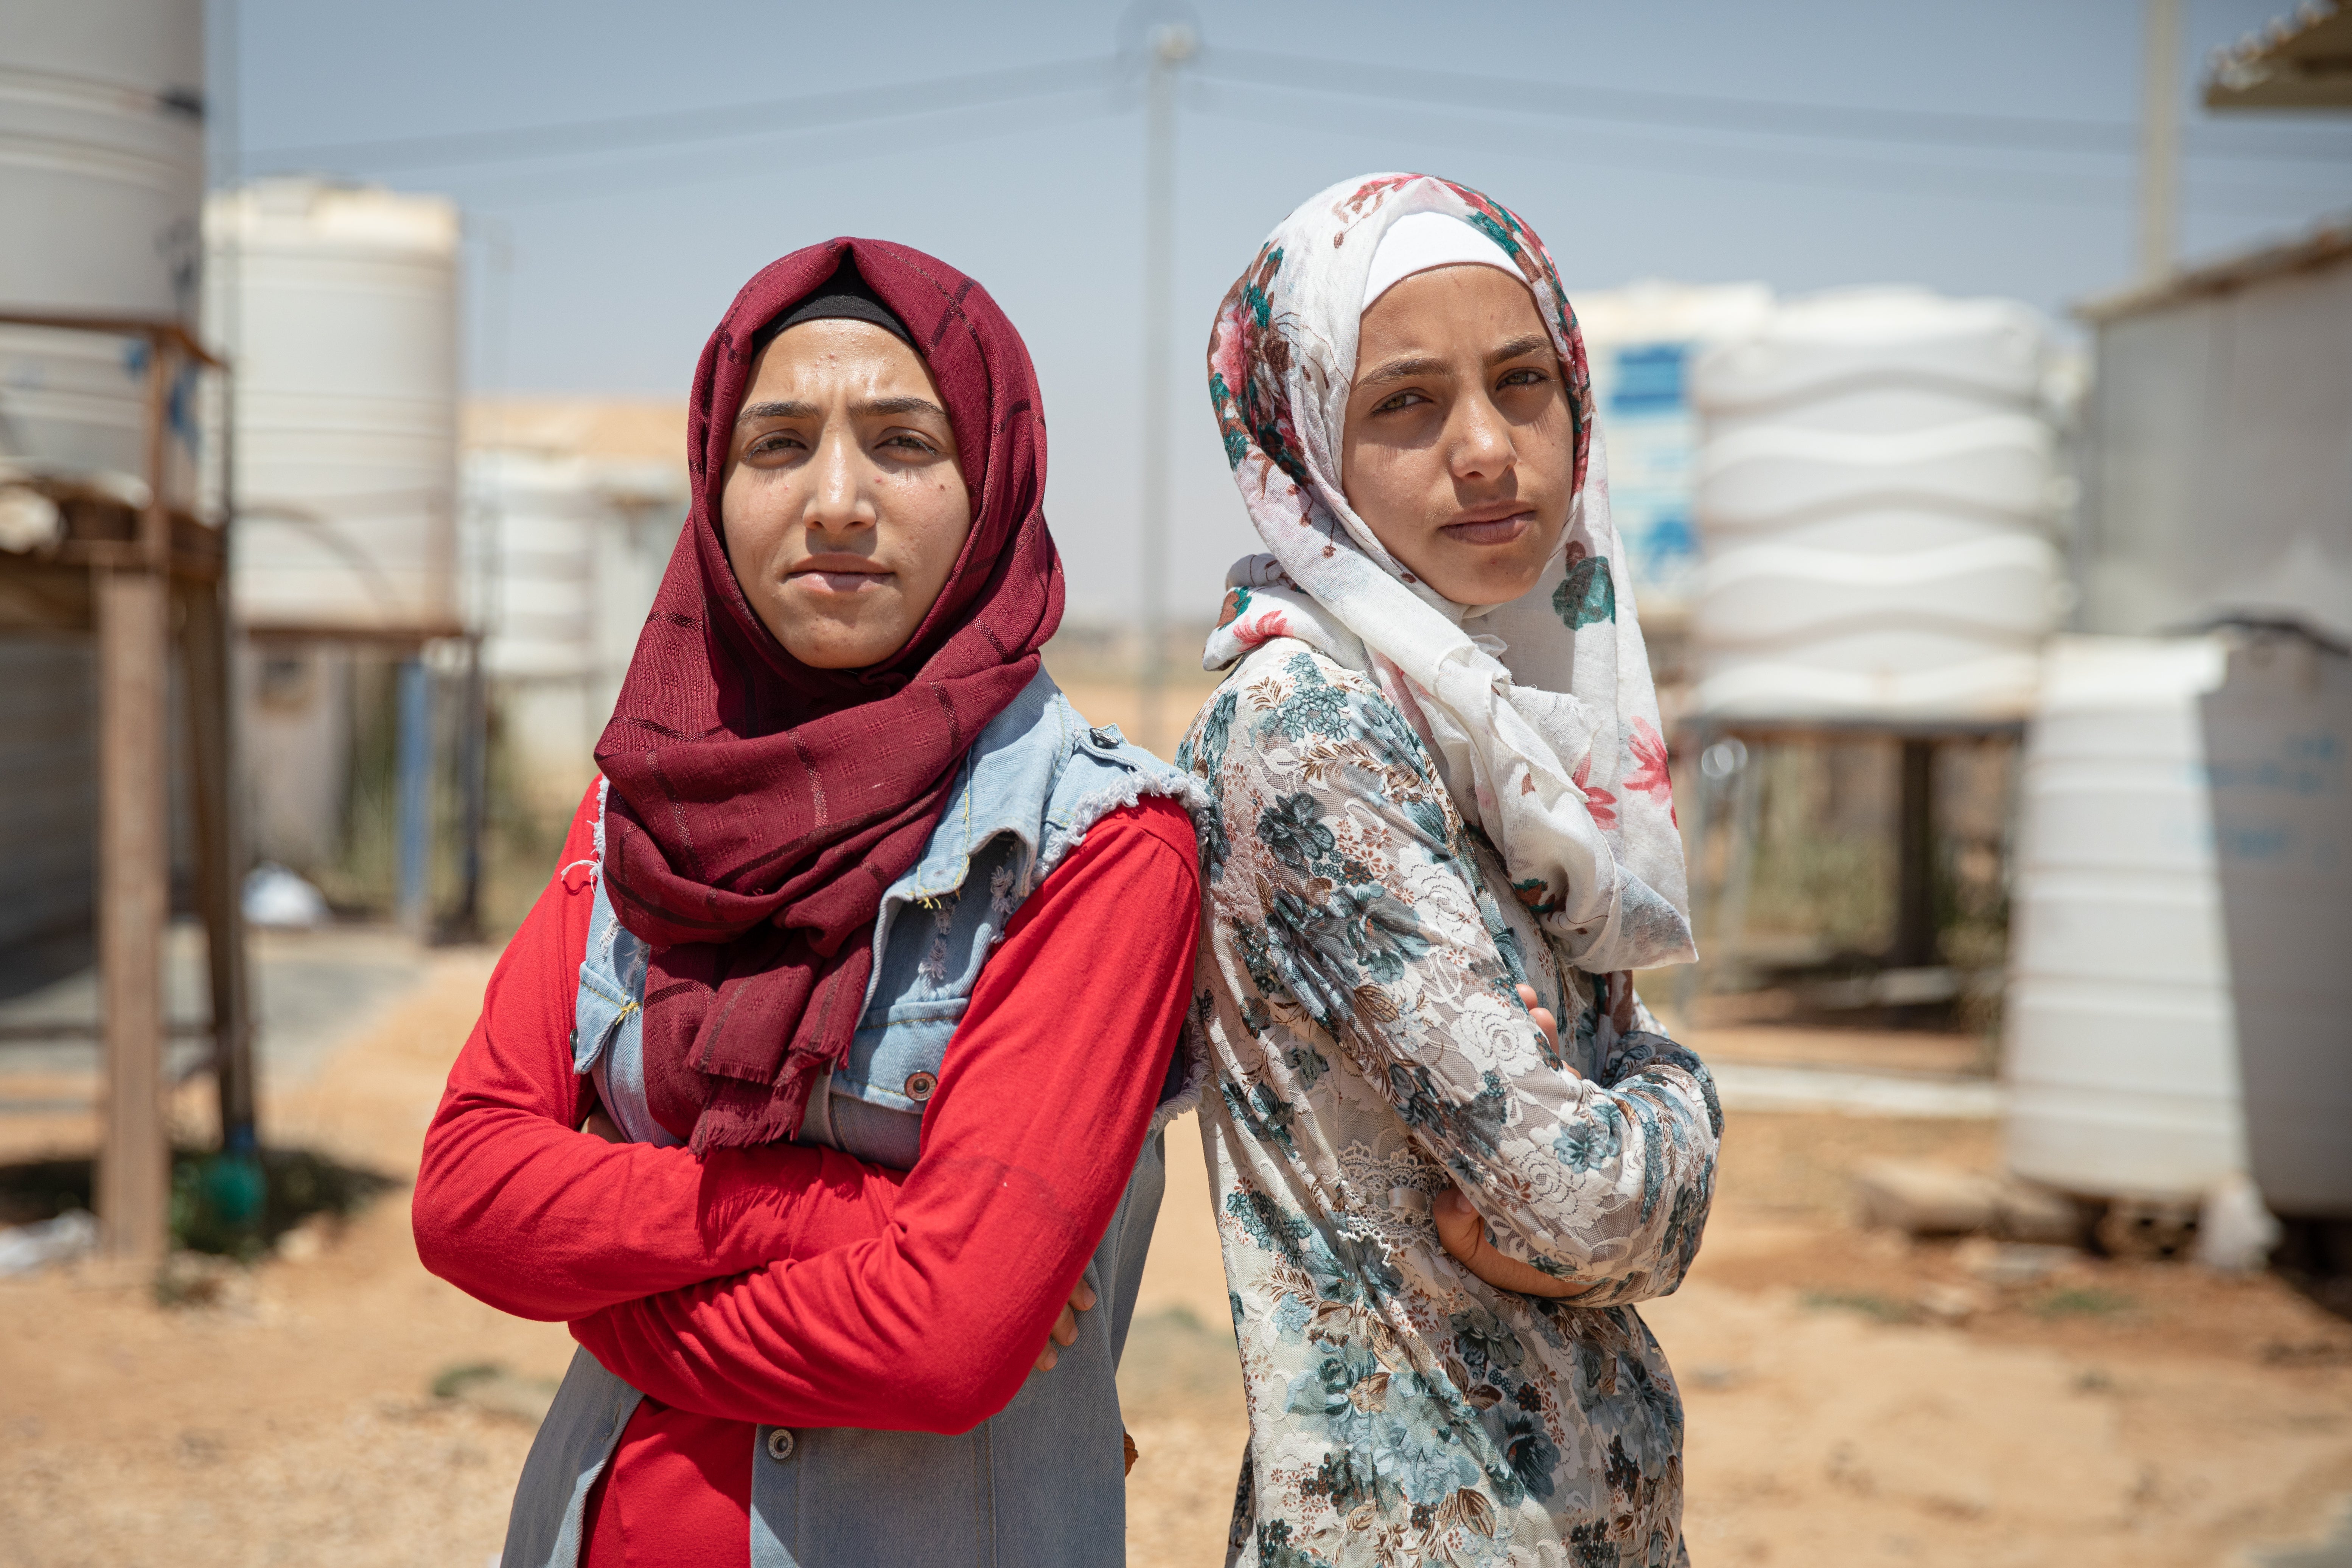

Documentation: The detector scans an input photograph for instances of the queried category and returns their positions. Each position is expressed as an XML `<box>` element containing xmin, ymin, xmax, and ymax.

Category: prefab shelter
<box><xmin>2074</xmin><ymin>222</ymin><xmax>2352</xmax><ymax>648</ymax></box>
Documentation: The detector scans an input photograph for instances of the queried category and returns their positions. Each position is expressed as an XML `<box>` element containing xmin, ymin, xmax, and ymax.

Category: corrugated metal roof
<box><xmin>2204</xmin><ymin>0</ymin><xmax>2352</xmax><ymax>109</ymax></box>
<box><xmin>2077</xmin><ymin>213</ymin><xmax>2352</xmax><ymax>319</ymax></box>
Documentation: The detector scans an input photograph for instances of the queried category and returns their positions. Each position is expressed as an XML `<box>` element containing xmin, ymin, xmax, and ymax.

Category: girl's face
<box><xmin>1339</xmin><ymin>264</ymin><xmax>1575</xmax><ymax>608</ymax></box>
<box><xmin>720</xmin><ymin>319</ymin><xmax>972</xmax><ymax>670</ymax></box>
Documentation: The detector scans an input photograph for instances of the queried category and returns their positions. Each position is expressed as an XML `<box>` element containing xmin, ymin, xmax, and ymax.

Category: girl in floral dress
<box><xmin>1178</xmin><ymin>174</ymin><xmax>1722</xmax><ymax>1567</ymax></box>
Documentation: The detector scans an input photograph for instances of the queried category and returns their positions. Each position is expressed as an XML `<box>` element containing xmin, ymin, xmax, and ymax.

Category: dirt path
<box><xmin>3</xmin><ymin>959</ymin><xmax>2348</xmax><ymax>1566</ymax></box>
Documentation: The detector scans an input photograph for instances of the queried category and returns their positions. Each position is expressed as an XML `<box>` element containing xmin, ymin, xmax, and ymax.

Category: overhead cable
<box><xmin>1195</xmin><ymin>46</ymin><xmax>2352</xmax><ymax>165</ymax></box>
<box><xmin>1188</xmin><ymin>79</ymin><xmax>2348</xmax><ymax>216</ymax></box>
<box><xmin>244</xmin><ymin>55</ymin><xmax>1124</xmax><ymax>174</ymax></box>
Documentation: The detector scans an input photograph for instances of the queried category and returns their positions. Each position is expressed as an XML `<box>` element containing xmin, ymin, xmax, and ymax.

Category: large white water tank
<box><xmin>1573</xmin><ymin>281</ymin><xmax>1775</xmax><ymax>615</ymax></box>
<box><xmin>2201</xmin><ymin>631</ymin><xmax>2352</xmax><ymax>1218</ymax></box>
<box><xmin>0</xmin><ymin>0</ymin><xmax>205</xmax><ymax>485</ymax></box>
<box><xmin>2003</xmin><ymin>635</ymin><xmax>2246</xmax><ymax>1202</ymax></box>
<box><xmin>206</xmin><ymin>180</ymin><xmax>462</xmax><ymax>636</ymax></box>
<box><xmin>1690</xmin><ymin>288</ymin><xmax>2064</xmax><ymax>722</ymax></box>
<box><xmin>465</xmin><ymin>447</ymin><xmax>684</xmax><ymax>810</ymax></box>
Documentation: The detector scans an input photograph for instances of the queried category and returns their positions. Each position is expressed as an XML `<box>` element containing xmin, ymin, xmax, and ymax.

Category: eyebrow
<box><xmin>735</xmin><ymin>395</ymin><xmax>950</xmax><ymax>425</ymax></box>
<box><xmin>1489</xmin><ymin>333</ymin><xmax>1554</xmax><ymax>364</ymax></box>
<box><xmin>1357</xmin><ymin>334</ymin><xmax>1557</xmax><ymax>391</ymax></box>
<box><xmin>1356</xmin><ymin>354</ymin><xmax>1449</xmax><ymax>389</ymax></box>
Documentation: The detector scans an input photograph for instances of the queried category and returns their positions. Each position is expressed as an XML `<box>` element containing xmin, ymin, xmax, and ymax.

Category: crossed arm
<box><xmin>413</xmin><ymin>795</ymin><xmax>1199</xmax><ymax>1432</ymax></box>
<box><xmin>1200</xmin><ymin>656</ymin><xmax>1721</xmax><ymax>1306</ymax></box>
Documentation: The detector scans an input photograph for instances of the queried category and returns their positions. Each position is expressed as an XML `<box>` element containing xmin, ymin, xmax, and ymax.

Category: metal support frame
<box><xmin>0</xmin><ymin>311</ymin><xmax>239</xmax><ymax>1263</ymax></box>
<box><xmin>1676</xmin><ymin>716</ymin><xmax>2020</xmax><ymax>1015</ymax></box>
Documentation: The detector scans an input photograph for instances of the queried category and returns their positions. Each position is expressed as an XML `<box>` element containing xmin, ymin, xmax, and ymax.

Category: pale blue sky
<box><xmin>221</xmin><ymin>0</ymin><xmax>2352</xmax><ymax>622</ymax></box>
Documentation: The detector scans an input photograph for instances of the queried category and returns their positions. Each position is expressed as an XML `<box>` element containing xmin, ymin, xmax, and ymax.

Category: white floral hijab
<box><xmin>1200</xmin><ymin>172</ymin><xmax>1695</xmax><ymax>974</ymax></box>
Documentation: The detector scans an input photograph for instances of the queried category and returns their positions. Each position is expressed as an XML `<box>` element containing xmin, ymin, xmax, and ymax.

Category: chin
<box><xmin>1428</xmin><ymin>557</ymin><xmax>1546</xmax><ymax>609</ymax></box>
<box><xmin>771</xmin><ymin>613</ymin><xmax>906</xmax><ymax>671</ymax></box>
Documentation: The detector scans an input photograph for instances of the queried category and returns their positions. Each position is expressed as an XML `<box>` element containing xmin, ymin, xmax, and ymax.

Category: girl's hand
<box><xmin>1035</xmin><ymin>1280</ymin><xmax>1096</xmax><ymax>1372</ymax></box>
<box><xmin>1433</xmin><ymin>985</ymin><xmax>1590</xmax><ymax>1299</ymax></box>
<box><xmin>1435</xmin><ymin>1186</ymin><xmax>1592</xmax><ymax>1299</ymax></box>
<box><xmin>1516</xmin><ymin>984</ymin><xmax>1562</xmax><ymax>1061</ymax></box>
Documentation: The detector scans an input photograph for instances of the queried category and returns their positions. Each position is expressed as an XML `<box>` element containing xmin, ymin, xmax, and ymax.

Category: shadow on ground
<box><xmin>0</xmin><ymin>1145</ymin><xmax>400</xmax><ymax>1256</ymax></box>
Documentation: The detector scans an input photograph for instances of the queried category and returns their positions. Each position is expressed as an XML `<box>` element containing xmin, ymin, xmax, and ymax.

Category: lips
<box><xmin>787</xmin><ymin>554</ymin><xmax>892</xmax><ymax>594</ymax></box>
<box><xmin>789</xmin><ymin>568</ymin><xmax>891</xmax><ymax>594</ymax></box>
<box><xmin>1440</xmin><ymin>509</ymin><xmax>1533</xmax><ymax>546</ymax></box>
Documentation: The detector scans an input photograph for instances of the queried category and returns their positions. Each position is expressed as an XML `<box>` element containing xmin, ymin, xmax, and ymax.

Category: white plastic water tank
<box><xmin>2201</xmin><ymin>631</ymin><xmax>2352</xmax><ymax>1218</ymax></box>
<box><xmin>1572</xmin><ymin>281</ymin><xmax>1774</xmax><ymax>614</ymax></box>
<box><xmin>2003</xmin><ymin>635</ymin><xmax>2246</xmax><ymax>1202</ymax></box>
<box><xmin>1690</xmin><ymin>288</ymin><xmax>2065</xmax><ymax>723</ymax></box>
<box><xmin>206</xmin><ymin>180</ymin><xmax>462</xmax><ymax>636</ymax></box>
<box><xmin>0</xmin><ymin>0</ymin><xmax>205</xmax><ymax>484</ymax></box>
<box><xmin>465</xmin><ymin>447</ymin><xmax>684</xmax><ymax>810</ymax></box>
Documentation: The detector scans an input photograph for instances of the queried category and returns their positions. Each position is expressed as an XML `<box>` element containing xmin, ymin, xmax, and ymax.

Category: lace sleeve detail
<box><xmin>1191</xmin><ymin>645</ymin><xmax>1717</xmax><ymax>1301</ymax></box>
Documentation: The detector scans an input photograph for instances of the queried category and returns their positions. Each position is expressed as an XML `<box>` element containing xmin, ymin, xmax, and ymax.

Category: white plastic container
<box><xmin>205</xmin><ymin>180</ymin><xmax>462</xmax><ymax>636</ymax></box>
<box><xmin>1573</xmin><ymin>281</ymin><xmax>1774</xmax><ymax>615</ymax></box>
<box><xmin>0</xmin><ymin>0</ymin><xmax>205</xmax><ymax>485</ymax></box>
<box><xmin>2003</xmin><ymin>635</ymin><xmax>2247</xmax><ymax>1201</ymax></box>
<box><xmin>1691</xmin><ymin>288</ymin><xmax>2064</xmax><ymax>723</ymax></box>
<box><xmin>2201</xmin><ymin>632</ymin><xmax>2352</xmax><ymax>1218</ymax></box>
<box><xmin>465</xmin><ymin>448</ymin><xmax>685</xmax><ymax>809</ymax></box>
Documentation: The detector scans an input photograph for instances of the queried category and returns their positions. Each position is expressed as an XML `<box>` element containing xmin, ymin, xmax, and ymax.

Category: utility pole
<box><xmin>1137</xmin><ymin>20</ymin><xmax>1193</xmax><ymax>755</ymax></box>
<box><xmin>2138</xmin><ymin>0</ymin><xmax>2183</xmax><ymax>282</ymax></box>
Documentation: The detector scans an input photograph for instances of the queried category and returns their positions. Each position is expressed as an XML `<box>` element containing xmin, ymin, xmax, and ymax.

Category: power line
<box><xmin>1192</xmin><ymin>78</ymin><xmax>2346</xmax><ymax>218</ymax></box>
<box><xmin>242</xmin><ymin>55</ymin><xmax>1124</xmax><ymax>174</ymax></box>
<box><xmin>240</xmin><ymin>45</ymin><xmax>2350</xmax><ymax>184</ymax></box>
<box><xmin>1195</xmin><ymin>45</ymin><xmax>2352</xmax><ymax>165</ymax></box>
<box><xmin>451</xmin><ymin>93</ymin><xmax>1124</xmax><ymax>212</ymax></box>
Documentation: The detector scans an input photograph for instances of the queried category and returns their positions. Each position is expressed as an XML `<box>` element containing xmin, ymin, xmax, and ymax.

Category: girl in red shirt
<box><xmin>414</xmin><ymin>240</ymin><xmax>1202</xmax><ymax>1568</ymax></box>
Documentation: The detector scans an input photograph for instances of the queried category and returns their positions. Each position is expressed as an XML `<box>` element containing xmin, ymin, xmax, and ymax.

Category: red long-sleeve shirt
<box><xmin>414</xmin><ymin>784</ymin><xmax>1199</xmax><ymax>1567</ymax></box>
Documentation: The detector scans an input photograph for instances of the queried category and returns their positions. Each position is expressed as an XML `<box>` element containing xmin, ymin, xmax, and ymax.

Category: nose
<box><xmin>805</xmin><ymin>425</ymin><xmax>872</xmax><ymax>538</ymax></box>
<box><xmin>1447</xmin><ymin>386</ymin><xmax>1515</xmax><ymax>483</ymax></box>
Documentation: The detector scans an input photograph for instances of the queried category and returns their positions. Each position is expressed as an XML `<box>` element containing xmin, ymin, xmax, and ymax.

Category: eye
<box><xmin>1372</xmin><ymin>388</ymin><xmax>1430</xmax><ymax>415</ymax></box>
<box><xmin>747</xmin><ymin>429</ymin><xmax>805</xmax><ymax>457</ymax></box>
<box><xmin>880</xmin><ymin>430</ymin><xmax>939</xmax><ymax>455</ymax></box>
<box><xmin>1497</xmin><ymin>367</ymin><xmax>1549</xmax><ymax>390</ymax></box>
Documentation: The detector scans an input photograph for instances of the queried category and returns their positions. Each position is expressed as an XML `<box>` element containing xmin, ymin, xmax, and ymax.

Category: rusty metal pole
<box><xmin>183</xmin><ymin>570</ymin><xmax>254</xmax><ymax>1148</ymax></box>
<box><xmin>95</xmin><ymin>334</ymin><xmax>177</xmax><ymax>1265</ymax></box>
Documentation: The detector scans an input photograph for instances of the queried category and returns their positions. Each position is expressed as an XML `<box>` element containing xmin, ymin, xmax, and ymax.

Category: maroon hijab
<box><xmin>593</xmin><ymin>239</ymin><xmax>1063</xmax><ymax>1156</ymax></box>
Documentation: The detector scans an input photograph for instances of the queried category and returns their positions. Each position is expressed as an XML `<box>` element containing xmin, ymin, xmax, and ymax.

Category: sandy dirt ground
<box><xmin>4</xmin><ymin>951</ymin><xmax>2350</xmax><ymax>1567</ymax></box>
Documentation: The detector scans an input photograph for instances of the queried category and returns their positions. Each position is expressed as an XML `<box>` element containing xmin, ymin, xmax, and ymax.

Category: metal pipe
<box><xmin>1136</xmin><ymin>22</ymin><xmax>1192</xmax><ymax>755</ymax></box>
<box><xmin>395</xmin><ymin>654</ymin><xmax>434</xmax><ymax>933</ymax></box>
<box><xmin>2139</xmin><ymin>0</ymin><xmax>2183</xmax><ymax>282</ymax></box>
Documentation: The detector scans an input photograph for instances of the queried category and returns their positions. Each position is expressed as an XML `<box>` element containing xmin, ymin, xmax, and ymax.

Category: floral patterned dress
<box><xmin>1179</xmin><ymin>640</ymin><xmax>1721</xmax><ymax>1568</ymax></box>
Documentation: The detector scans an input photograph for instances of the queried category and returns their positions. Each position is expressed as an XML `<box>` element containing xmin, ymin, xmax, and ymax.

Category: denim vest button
<box><xmin>765</xmin><ymin>1427</ymin><xmax>796</xmax><ymax>1462</ymax></box>
<box><xmin>904</xmin><ymin>1071</ymin><xmax>937</xmax><ymax>1102</ymax></box>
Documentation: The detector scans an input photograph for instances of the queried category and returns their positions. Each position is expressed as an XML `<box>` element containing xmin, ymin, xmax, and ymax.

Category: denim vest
<box><xmin>502</xmin><ymin>671</ymin><xmax>1202</xmax><ymax>1568</ymax></box>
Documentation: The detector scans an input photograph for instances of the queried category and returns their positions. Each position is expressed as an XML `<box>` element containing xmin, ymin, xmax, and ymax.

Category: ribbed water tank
<box><xmin>1690</xmin><ymin>288</ymin><xmax>2064</xmax><ymax>722</ymax></box>
<box><xmin>466</xmin><ymin>447</ymin><xmax>685</xmax><ymax>810</ymax></box>
<box><xmin>0</xmin><ymin>0</ymin><xmax>205</xmax><ymax>484</ymax></box>
<box><xmin>206</xmin><ymin>180</ymin><xmax>462</xmax><ymax>636</ymax></box>
<box><xmin>1573</xmin><ymin>281</ymin><xmax>1774</xmax><ymax>615</ymax></box>
<box><xmin>2201</xmin><ymin>631</ymin><xmax>2352</xmax><ymax>1217</ymax></box>
<box><xmin>2003</xmin><ymin>635</ymin><xmax>2245</xmax><ymax>1202</ymax></box>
